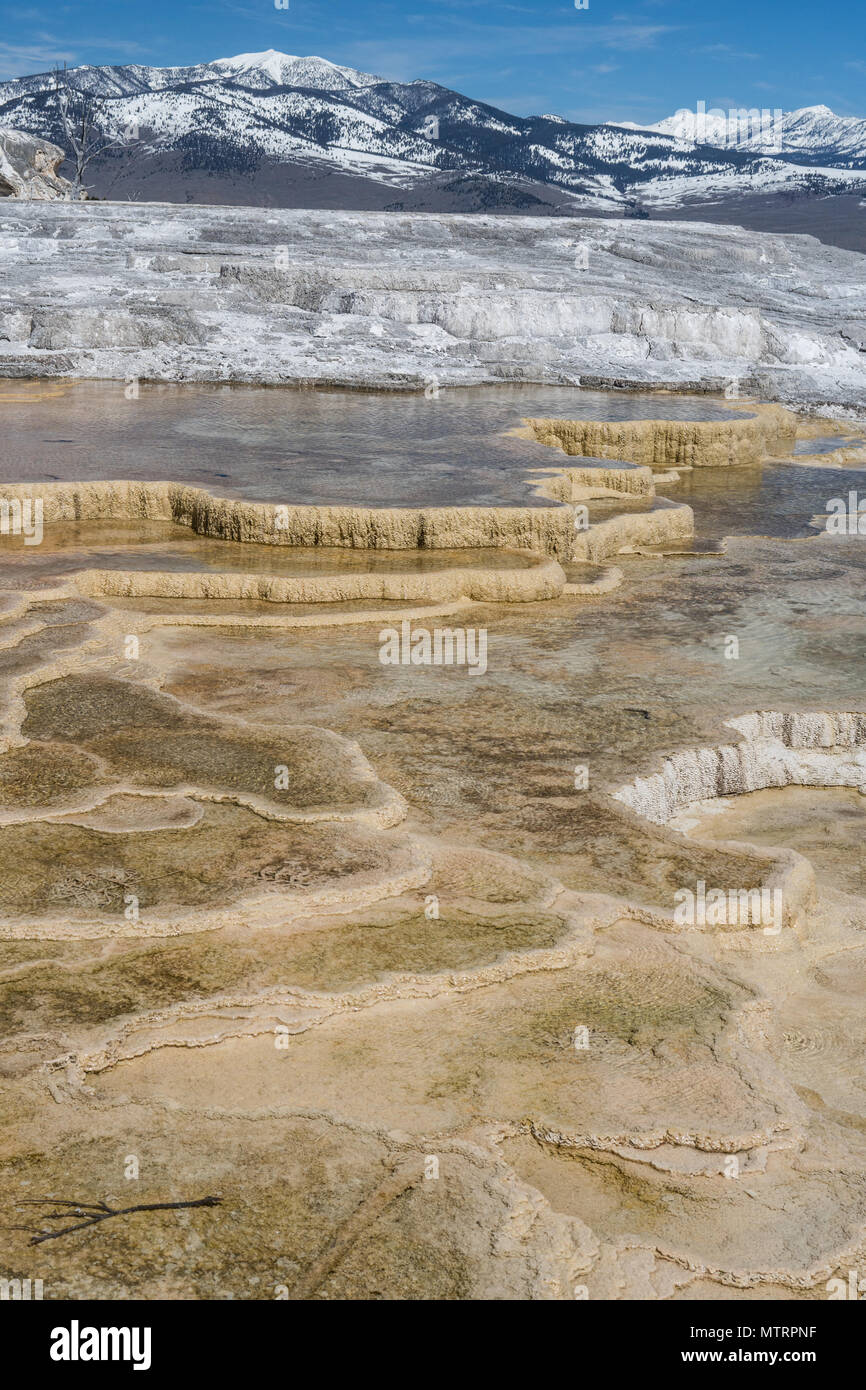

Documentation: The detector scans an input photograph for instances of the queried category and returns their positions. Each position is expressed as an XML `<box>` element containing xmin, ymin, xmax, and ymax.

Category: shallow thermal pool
<box><xmin>0</xmin><ymin>379</ymin><xmax>857</xmax><ymax>550</ymax></box>
<box><xmin>674</xmin><ymin>785</ymin><xmax>866</xmax><ymax>897</ymax></box>
<box><xmin>0</xmin><ymin>379</ymin><xmax>746</xmax><ymax>508</ymax></box>
<box><xmin>0</xmin><ymin>522</ymin><xmax>541</xmax><ymax>586</ymax></box>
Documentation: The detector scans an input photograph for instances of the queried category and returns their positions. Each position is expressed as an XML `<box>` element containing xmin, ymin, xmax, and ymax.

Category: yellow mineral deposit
<box><xmin>2</xmin><ymin>384</ymin><xmax>866</xmax><ymax>1302</ymax></box>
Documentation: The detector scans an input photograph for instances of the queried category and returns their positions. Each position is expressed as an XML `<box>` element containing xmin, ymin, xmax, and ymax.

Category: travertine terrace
<box><xmin>1</xmin><ymin>207</ymin><xmax>866</xmax><ymax>1302</ymax></box>
<box><xmin>0</xmin><ymin>203</ymin><xmax>865</xmax><ymax>411</ymax></box>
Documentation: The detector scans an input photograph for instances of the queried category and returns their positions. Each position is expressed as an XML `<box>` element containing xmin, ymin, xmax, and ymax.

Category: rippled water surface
<box><xmin>0</xmin><ymin>380</ymin><xmax>749</xmax><ymax>508</ymax></box>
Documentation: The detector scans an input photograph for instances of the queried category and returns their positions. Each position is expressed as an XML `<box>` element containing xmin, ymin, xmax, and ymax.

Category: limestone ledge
<box><xmin>0</xmin><ymin>474</ymin><xmax>695</xmax><ymax>567</ymax></box>
<box><xmin>566</xmin><ymin>462</ymin><xmax>655</xmax><ymax>497</ymax></box>
<box><xmin>74</xmin><ymin>554</ymin><xmax>567</xmax><ymax>606</ymax></box>
<box><xmin>572</xmin><ymin>501</ymin><xmax>694</xmax><ymax>563</ymax></box>
<box><xmin>0</xmin><ymin>478</ymin><xmax>578</xmax><ymax>561</ymax></box>
<box><xmin>615</xmin><ymin>711</ymin><xmax>866</xmax><ymax>825</ymax></box>
<box><xmin>610</xmin><ymin>710</ymin><xmax>866</xmax><ymax>930</ymax></box>
<box><xmin>523</xmin><ymin>403</ymin><xmax>798</xmax><ymax>469</ymax></box>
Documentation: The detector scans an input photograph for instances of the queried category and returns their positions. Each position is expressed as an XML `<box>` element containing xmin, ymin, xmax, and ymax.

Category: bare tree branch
<box><xmin>51</xmin><ymin>64</ymin><xmax>140</xmax><ymax>198</ymax></box>
<box><xmin>6</xmin><ymin>1194</ymin><xmax>222</xmax><ymax>1245</ymax></box>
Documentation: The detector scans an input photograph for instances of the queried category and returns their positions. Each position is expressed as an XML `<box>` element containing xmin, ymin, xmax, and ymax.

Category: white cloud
<box><xmin>338</xmin><ymin>20</ymin><xmax>677</xmax><ymax>82</ymax></box>
<box><xmin>0</xmin><ymin>42</ymin><xmax>76</xmax><ymax>80</ymax></box>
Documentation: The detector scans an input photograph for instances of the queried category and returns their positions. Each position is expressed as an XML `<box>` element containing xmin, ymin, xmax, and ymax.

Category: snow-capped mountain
<box><xmin>624</xmin><ymin>104</ymin><xmax>866</xmax><ymax>167</ymax></box>
<box><xmin>0</xmin><ymin>51</ymin><xmax>864</xmax><ymax>226</ymax></box>
<box><xmin>210</xmin><ymin>51</ymin><xmax>380</xmax><ymax>91</ymax></box>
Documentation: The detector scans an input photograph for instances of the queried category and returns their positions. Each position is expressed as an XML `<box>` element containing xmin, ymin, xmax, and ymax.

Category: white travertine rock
<box><xmin>0</xmin><ymin>202</ymin><xmax>862</xmax><ymax>413</ymax></box>
<box><xmin>614</xmin><ymin>712</ymin><xmax>866</xmax><ymax>825</ymax></box>
<box><xmin>0</xmin><ymin>128</ymin><xmax>71</xmax><ymax>200</ymax></box>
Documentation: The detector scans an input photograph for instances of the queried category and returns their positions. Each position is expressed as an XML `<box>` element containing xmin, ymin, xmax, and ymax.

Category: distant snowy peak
<box><xmin>779</xmin><ymin>105</ymin><xmax>866</xmax><ymax>160</ymax></box>
<box><xmin>0</xmin><ymin>51</ymin><xmax>383</xmax><ymax>101</ymax></box>
<box><xmin>2</xmin><ymin>51</ymin><xmax>865</xmax><ymax>214</ymax></box>
<box><xmin>209</xmin><ymin>50</ymin><xmax>380</xmax><ymax>91</ymax></box>
<box><xmin>626</xmin><ymin>104</ymin><xmax>866</xmax><ymax>163</ymax></box>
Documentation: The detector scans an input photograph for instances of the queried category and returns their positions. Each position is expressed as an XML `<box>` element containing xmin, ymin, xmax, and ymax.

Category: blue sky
<box><xmin>2</xmin><ymin>0</ymin><xmax>863</xmax><ymax>124</ymax></box>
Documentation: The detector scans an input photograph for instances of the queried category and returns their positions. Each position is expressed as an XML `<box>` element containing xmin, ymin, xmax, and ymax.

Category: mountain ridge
<box><xmin>1</xmin><ymin>51</ymin><xmax>864</xmax><ymax>239</ymax></box>
<box><xmin>619</xmin><ymin>103</ymin><xmax>866</xmax><ymax>165</ymax></box>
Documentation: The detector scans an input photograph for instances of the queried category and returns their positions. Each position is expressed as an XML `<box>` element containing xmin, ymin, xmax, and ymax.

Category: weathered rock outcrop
<box><xmin>0</xmin><ymin>128</ymin><xmax>71</xmax><ymax>200</ymax></box>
